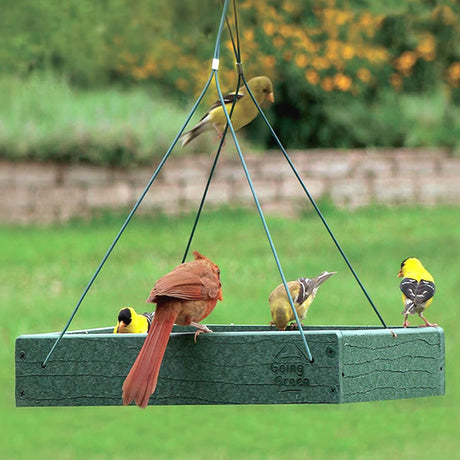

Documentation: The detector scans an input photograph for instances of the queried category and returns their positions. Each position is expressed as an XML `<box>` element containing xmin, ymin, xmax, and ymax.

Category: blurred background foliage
<box><xmin>0</xmin><ymin>0</ymin><xmax>459</xmax><ymax>164</ymax></box>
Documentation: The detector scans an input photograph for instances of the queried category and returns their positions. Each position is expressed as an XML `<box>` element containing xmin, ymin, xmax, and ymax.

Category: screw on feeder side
<box><xmin>325</xmin><ymin>346</ymin><xmax>336</xmax><ymax>357</ymax></box>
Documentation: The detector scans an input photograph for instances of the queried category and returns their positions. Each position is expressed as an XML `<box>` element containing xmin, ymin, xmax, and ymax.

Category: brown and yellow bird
<box><xmin>122</xmin><ymin>251</ymin><xmax>223</xmax><ymax>408</ymax></box>
<box><xmin>180</xmin><ymin>76</ymin><xmax>274</xmax><ymax>146</ymax></box>
<box><xmin>113</xmin><ymin>307</ymin><xmax>154</xmax><ymax>334</ymax></box>
<box><xmin>269</xmin><ymin>272</ymin><xmax>336</xmax><ymax>331</ymax></box>
<box><xmin>398</xmin><ymin>257</ymin><xmax>437</xmax><ymax>328</ymax></box>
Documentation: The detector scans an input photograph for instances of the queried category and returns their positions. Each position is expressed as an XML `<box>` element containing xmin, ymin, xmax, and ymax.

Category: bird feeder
<box><xmin>15</xmin><ymin>0</ymin><xmax>446</xmax><ymax>408</ymax></box>
<box><xmin>15</xmin><ymin>325</ymin><xmax>444</xmax><ymax>407</ymax></box>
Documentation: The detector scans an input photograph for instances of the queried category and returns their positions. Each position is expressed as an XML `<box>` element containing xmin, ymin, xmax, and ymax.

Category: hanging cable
<box><xmin>182</xmin><ymin>0</ymin><xmax>244</xmax><ymax>262</ymax></box>
<box><xmin>212</xmin><ymin>77</ymin><xmax>313</xmax><ymax>362</ymax></box>
<box><xmin>225</xmin><ymin>0</ymin><xmax>241</xmax><ymax>64</ymax></box>
<box><xmin>240</xmin><ymin>73</ymin><xmax>389</xmax><ymax>330</ymax></box>
<box><xmin>220</xmin><ymin>1</ymin><xmax>315</xmax><ymax>358</ymax></box>
<box><xmin>182</xmin><ymin>75</ymin><xmax>243</xmax><ymax>263</ymax></box>
<box><xmin>42</xmin><ymin>1</ymin><xmax>232</xmax><ymax>367</ymax></box>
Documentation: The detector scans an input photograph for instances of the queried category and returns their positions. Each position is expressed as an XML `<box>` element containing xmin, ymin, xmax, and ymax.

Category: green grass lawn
<box><xmin>2</xmin><ymin>206</ymin><xmax>458</xmax><ymax>459</ymax></box>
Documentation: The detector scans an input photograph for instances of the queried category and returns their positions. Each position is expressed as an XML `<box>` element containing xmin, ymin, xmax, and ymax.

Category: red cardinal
<box><xmin>122</xmin><ymin>250</ymin><xmax>223</xmax><ymax>408</ymax></box>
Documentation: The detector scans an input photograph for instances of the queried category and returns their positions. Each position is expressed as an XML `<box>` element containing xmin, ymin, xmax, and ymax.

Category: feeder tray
<box><xmin>15</xmin><ymin>325</ymin><xmax>444</xmax><ymax>407</ymax></box>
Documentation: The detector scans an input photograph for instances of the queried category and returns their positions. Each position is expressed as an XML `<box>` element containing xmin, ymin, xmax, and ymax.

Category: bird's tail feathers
<box><xmin>180</xmin><ymin>116</ymin><xmax>211</xmax><ymax>147</ymax></box>
<box><xmin>402</xmin><ymin>299</ymin><xmax>416</xmax><ymax>315</ymax></box>
<box><xmin>312</xmin><ymin>271</ymin><xmax>337</xmax><ymax>288</ymax></box>
<box><xmin>122</xmin><ymin>306</ymin><xmax>177</xmax><ymax>408</ymax></box>
<box><xmin>142</xmin><ymin>311</ymin><xmax>155</xmax><ymax>331</ymax></box>
<box><xmin>296</xmin><ymin>271</ymin><xmax>336</xmax><ymax>304</ymax></box>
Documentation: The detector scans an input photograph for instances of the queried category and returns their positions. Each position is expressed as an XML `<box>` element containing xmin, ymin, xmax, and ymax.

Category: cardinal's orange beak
<box><xmin>267</xmin><ymin>92</ymin><xmax>275</xmax><ymax>103</ymax></box>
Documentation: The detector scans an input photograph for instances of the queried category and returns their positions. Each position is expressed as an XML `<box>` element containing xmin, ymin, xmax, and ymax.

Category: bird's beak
<box><xmin>117</xmin><ymin>321</ymin><xmax>126</xmax><ymax>332</ymax></box>
<box><xmin>397</xmin><ymin>269</ymin><xmax>403</xmax><ymax>278</ymax></box>
<box><xmin>218</xmin><ymin>289</ymin><xmax>223</xmax><ymax>301</ymax></box>
<box><xmin>267</xmin><ymin>92</ymin><xmax>275</xmax><ymax>103</ymax></box>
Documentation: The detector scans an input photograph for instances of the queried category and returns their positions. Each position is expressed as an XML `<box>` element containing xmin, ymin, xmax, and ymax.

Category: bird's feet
<box><xmin>191</xmin><ymin>322</ymin><xmax>213</xmax><ymax>343</ymax></box>
<box><xmin>403</xmin><ymin>319</ymin><xmax>410</xmax><ymax>328</ymax></box>
<box><xmin>213</xmin><ymin>126</ymin><xmax>225</xmax><ymax>146</ymax></box>
<box><xmin>419</xmin><ymin>322</ymin><xmax>438</xmax><ymax>328</ymax></box>
<box><xmin>419</xmin><ymin>314</ymin><xmax>438</xmax><ymax>328</ymax></box>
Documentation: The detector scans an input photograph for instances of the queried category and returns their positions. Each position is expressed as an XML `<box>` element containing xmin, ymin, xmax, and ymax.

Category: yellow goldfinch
<box><xmin>180</xmin><ymin>76</ymin><xmax>274</xmax><ymax>146</ymax></box>
<box><xmin>113</xmin><ymin>307</ymin><xmax>154</xmax><ymax>334</ymax></box>
<box><xmin>269</xmin><ymin>271</ymin><xmax>336</xmax><ymax>331</ymax></box>
<box><xmin>398</xmin><ymin>257</ymin><xmax>437</xmax><ymax>328</ymax></box>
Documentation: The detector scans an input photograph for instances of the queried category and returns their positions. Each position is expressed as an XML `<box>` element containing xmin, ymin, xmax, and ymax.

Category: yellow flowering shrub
<box><xmin>111</xmin><ymin>1</ymin><xmax>458</xmax><ymax>106</ymax></box>
<box><xmin>2</xmin><ymin>0</ymin><xmax>457</xmax><ymax>149</ymax></box>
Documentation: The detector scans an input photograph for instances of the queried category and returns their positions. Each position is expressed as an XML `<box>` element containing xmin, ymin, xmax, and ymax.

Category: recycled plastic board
<box><xmin>15</xmin><ymin>325</ymin><xmax>445</xmax><ymax>407</ymax></box>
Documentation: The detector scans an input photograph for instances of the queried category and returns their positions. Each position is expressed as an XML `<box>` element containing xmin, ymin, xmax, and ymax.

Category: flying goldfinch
<box><xmin>398</xmin><ymin>257</ymin><xmax>437</xmax><ymax>328</ymax></box>
<box><xmin>113</xmin><ymin>307</ymin><xmax>154</xmax><ymax>334</ymax></box>
<box><xmin>269</xmin><ymin>271</ymin><xmax>336</xmax><ymax>331</ymax></box>
<box><xmin>122</xmin><ymin>251</ymin><xmax>223</xmax><ymax>408</ymax></box>
<box><xmin>180</xmin><ymin>76</ymin><xmax>274</xmax><ymax>146</ymax></box>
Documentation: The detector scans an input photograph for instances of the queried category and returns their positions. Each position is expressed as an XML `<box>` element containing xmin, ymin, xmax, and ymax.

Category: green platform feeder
<box><xmin>15</xmin><ymin>325</ymin><xmax>445</xmax><ymax>407</ymax></box>
<box><xmin>15</xmin><ymin>0</ymin><xmax>446</xmax><ymax>409</ymax></box>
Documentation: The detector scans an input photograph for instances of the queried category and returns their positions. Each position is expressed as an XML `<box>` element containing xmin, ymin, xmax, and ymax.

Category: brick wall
<box><xmin>1</xmin><ymin>148</ymin><xmax>459</xmax><ymax>224</ymax></box>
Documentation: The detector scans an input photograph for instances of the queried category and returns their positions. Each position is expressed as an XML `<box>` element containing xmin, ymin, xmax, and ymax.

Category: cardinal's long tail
<box><xmin>122</xmin><ymin>305</ymin><xmax>177</xmax><ymax>408</ymax></box>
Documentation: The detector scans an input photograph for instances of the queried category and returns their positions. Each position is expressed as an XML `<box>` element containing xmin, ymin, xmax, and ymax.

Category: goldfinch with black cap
<box><xmin>114</xmin><ymin>307</ymin><xmax>154</xmax><ymax>334</ymax></box>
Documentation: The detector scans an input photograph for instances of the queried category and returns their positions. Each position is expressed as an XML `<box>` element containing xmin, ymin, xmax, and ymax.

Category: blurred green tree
<box><xmin>0</xmin><ymin>0</ymin><xmax>459</xmax><ymax>152</ymax></box>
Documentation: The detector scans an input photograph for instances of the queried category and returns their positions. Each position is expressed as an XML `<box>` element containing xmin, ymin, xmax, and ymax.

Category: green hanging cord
<box><xmin>225</xmin><ymin>0</ymin><xmax>242</xmax><ymax>66</ymax></box>
<box><xmin>213</xmin><ymin>72</ymin><xmax>314</xmax><ymax>362</ymax></box>
<box><xmin>182</xmin><ymin>0</ymin><xmax>242</xmax><ymax>263</ymax></box>
<box><xmin>239</xmin><ymin>73</ymin><xmax>391</xmax><ymax>331</ymax></box>
<box><xmin>225</xmin><ymin>2</ymin><xmax>314</xmax><ymax>356</ymax></box>
<box><xmin>182</xmin><ymin>74</ymin><xmax>243</xmax><ymax>263</ymax></box>
<box><xmin>186</xmin><ymin>0</ymin><xmax>315</xmax><ymax>360</ymax></box>
<box><xmin>41</xmin><ymin>72</ymin><xmax>217</xmax><ymax>368</ymax></box>
<box><xmin>42</xmin><ymin>1</ymin><xmax>232</xmax><ymax>368</ymax></box>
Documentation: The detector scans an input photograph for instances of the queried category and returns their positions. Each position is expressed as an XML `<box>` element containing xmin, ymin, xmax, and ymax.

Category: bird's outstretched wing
<box><xmin>400</xmin><ymin>277</ymin><xmax>436</xmax><ymax>305</ymax></box>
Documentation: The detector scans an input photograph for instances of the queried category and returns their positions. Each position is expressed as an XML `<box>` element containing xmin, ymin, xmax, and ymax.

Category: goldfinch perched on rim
<box><xmin>113</xmin><ymin>307</ymin><xmax>154</xmax><ymax>334</ymax></box>
<box><xmin>180</xmin><ymin>76</ymin><xmax>274</xmax><ymax>147</ymax></box>
<box><xmin>269</xmin><ymin>271</ymin><xmax>336</xmax><ymax>331</ymax></box>
<box><xmin>398</xmin><ymin>257</ymin><xmax>437</xmax><ymax>328</ymax></box>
